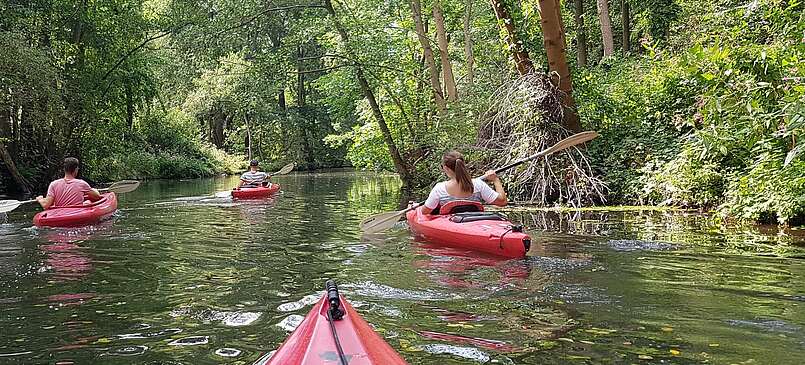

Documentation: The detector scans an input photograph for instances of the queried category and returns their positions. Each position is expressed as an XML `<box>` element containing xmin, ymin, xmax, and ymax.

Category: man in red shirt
<box><xmin>36</xmin><ymin>157</ymin><xmax>101</xmax><ymax>209</ymax></box>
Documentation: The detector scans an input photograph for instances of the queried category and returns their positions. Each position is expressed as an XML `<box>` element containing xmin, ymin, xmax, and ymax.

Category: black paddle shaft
<box><xmin>492</xmin><ymin>151</ymin><xmax>547</xmax><ymax>176</ymax></box>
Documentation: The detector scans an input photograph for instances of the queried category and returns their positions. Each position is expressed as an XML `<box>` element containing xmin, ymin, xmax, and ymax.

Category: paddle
<box><xmin>100</xmin><ymin>180</ymin><xmax>141</xmax><ymax>194</ymax></box>
<box><xmin>0</xmin><ymin>179</ymin><xmax>142</xmax><ymax>213</ymax></box>
<box><xmin>215</xmin><ymin>162</ymin><xmax>295</xmax><ymax>198</ymax></box>
<box><xmin>359</xmin><ymin>131</ymin><xmax>599</xmax><ymax>234</ymax></box>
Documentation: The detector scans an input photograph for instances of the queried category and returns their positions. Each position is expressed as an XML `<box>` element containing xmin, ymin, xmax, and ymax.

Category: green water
<box><xmin>1</xmin><ymin>171</ymin><xmax>804</xmax><ymax>364</ymax></box>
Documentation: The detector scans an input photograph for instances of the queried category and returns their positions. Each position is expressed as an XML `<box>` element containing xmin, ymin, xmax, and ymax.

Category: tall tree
<box><xmin>489</xmin><ymin>0</ymin><xmax>534</xmax><ymax>75</ymax></box>
<box><xmin>573</xmin><ymin>0</ymin><xmax>588</xmax><ymax>67</ymax></box>
<box><xmin>410</xmin><ymin>0</ymin><xmax>448</xmax><ymax>113</ymax></box>
<box><xmin>463</xmin><ymin>0</ymin><xmax>475</xmax><ymax>86</ymax></box>
<box><xmin>433</xmin><ymin>1</ymin><xmax>458</xmax><ymax>101</ymax></box>
<box><xmin>596</xmin><ymin>0</ymin><xmax>615</xmax><ymax>58</ymax></box>
<box><xmin>538</xmin><ymin>0</ymin><xmax>581</xmax><ymax>132</ymax></box>
<box><xmin>621</xmin><ymin>0</ymin><xmax>630</xmax><ymax>53</ymax></box>
<box><xmin>0</xmin><ymin>143</ymin><xmax>32</xmax><ymax>195</ymax></box>
<box><xmin>323</xmin><ymin>0</ymin><xmax>413</xmax><ymax>186</ymax></box>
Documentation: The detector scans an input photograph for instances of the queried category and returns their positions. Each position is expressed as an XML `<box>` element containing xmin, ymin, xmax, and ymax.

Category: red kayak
<box><xmin>232</xmin><ymin>183</ymin><xmax>281</xmax><ymax>199</ymax></box>
<box><xmin>257</xmin><ymin>281</ymin><xmax>408</xmax><ymax>365</ymax></box>
<box><xmin>406</xmin><ymin>204</ymin><xmax>530</xmax><ymax>258</ymax></box>
<box><xmin>33</xmin><ymin>193</ymin><xmax>118</xmax><ymax>228</ymax></box>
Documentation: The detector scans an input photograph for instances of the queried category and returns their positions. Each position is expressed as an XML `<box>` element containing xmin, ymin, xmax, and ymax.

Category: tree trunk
<box><xmin>621</xmin><ymin>0</ymin><xmax>630</xmax><ymax>54</ymax></box>
<box><xmin>244</xmin><ymin>114</ymin><xmax>253</xmax><ymax>161</ymax></box>
<box><xmin>278</xmin><ymin>89</ymin><xmax>286</xmax><ymax>111</ymax></box>
<box><xmin>596</xmin><ymin>0</ymin><xmax>614</xmax><ymax>58</ymax></box>
<box><xmin>210</xmin><ymin>110</ymin><xmax>226</xmax><ymax>148</ymax></box>
<box><xmin>539</xmin><ymin>0</ymin><xmax>581</xmax><ymax>132</ymax></box>
<box><xmin>410</xmin><ymin>0</ymin><xmax>447</xmax><ymax>113</ymax></box>
<box><xmin>489</xmin><ymin>0</ymin><xmax>533</xmax><ymax>75</ymax></box>
<box><xmin>463</xmin><ymin>0</ymin><xmax>475</xmax><ymax>86</ymax></box>
<box><xmin>323</xmin><ymin>0</ymin><xmax>412</xmax><ymax>186</ymax></box>
<box><xmin>573</xmin><ymin>0</ymin><xmax>587</xmax><ymax>67</ymax></box>
<box><xmin>414</xmin><ymin>52</ymin><xmax>425</xmax><ymax>128</ymax></box>
<box><xmin>296</xmin><ymin>45</ymin><xmax>306</xmax><ymax>107</ymax></box>
<box><xmin>126</xmin><ymin>81</ymin><xmax>134</xmax><ymax>131</ymax></box>
<box><xmin>433</xmin><ymin>1</ymin><xmax>457</xmax><ymax>101</ymax></box>
<box><xmin>0</xmin><ymin>143</ymin><xmax>32</xmax><ymax>195</ymax></box>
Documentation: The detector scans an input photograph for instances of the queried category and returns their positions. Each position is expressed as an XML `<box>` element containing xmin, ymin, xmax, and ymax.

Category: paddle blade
<box><xmin>274</xmin><ymin>163</ymin><xmax>295</xmax><ymax>176</ymax></box>
<box><xmin>360</xmin><ymin>210</ymin><xmax>407</xmax><ymax>234</ymax></box>
<box><xmin>0</xmin><ymin>200</ymin><xmax>23</xmax><ymax>213</ymax></box>
<box><xmin>107</xmin><ymin>180</ymin><xmax>141</xmax><ymax>194</ymax></box>
<box><xmin>542</xmin><ymin>131</ymin><xmax>599</xmax><ymax>156</ymax></box>
<box><xmin>214</xmin><ymin>190</ymin><xmax>233</xmax><ymax>198</ymax></box>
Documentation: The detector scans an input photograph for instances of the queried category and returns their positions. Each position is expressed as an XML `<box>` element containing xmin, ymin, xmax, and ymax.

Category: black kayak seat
<box><xmin>449</xmin><ymin>212</ymin><xmax>506</xmax><ymax>223</ymax></box>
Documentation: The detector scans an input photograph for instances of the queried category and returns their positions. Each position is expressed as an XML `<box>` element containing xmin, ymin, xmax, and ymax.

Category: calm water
<box><xmin>1</xmin><ymin>171</ymin><xmax>804</xmax><ymax>364</ymax></box>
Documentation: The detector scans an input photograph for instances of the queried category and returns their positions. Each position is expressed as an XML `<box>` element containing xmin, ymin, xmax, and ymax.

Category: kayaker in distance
<box><xmin>418</xmin><ymin>151</ymin><xmax>508</xmax><ymax>214</ymax></box>
<box><xmin>36</xmin><ymin>157</ymin><xmax>101</xmax><ymax>209</ymax></box>
<box><xmin>237</xmin><ymin>159</ymin><xmax>271</xmax><ymax>188</ymax></box>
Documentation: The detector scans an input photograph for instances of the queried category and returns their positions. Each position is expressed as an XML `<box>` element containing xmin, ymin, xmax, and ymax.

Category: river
<box><xmin>1</xmin><ymin>171</ymin><xmax>804</xmax><ymax>364</ymax></box>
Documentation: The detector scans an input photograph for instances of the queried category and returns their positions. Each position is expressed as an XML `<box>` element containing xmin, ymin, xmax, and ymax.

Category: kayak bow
<box><xmin>257</xmin><ymin>280</ymin><xmax>408</xmax><ymax>365</ymax></box>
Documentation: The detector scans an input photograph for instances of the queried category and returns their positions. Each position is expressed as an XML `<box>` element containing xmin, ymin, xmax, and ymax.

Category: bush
<box><xmin>722</xmin><ymin>152</ymin><xmax>805</xmax><ymax>223</ymax></box>
<box><xmin>82</xmin><ymin>108</ymin><xmax>241</xmax><ymax>182</ymax></box>
<box><xmin>578</xmin><ymin>0</ymin><xmax>805</xmax><ymax>223</ymax></box>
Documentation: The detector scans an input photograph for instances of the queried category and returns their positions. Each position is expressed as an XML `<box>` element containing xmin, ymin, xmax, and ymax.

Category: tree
<box><xmin>538</xmin><ymin>0</ymin><xmax>581</xmax><ymax>132</ymax></box>
<box><xmin>322</xmin><ymin>0</ymin><xmax>413</xmax><ymax>186</ymax></box>
<box><xmin>433</xmin><ymin>1</ymin><xmax>458</xmax><ymax>101</ymax></box>
<box><xmin>489</xmin><ymin>0</ymin><xmax>534</xmax><ymax>75</ymax></box>
<box><xmin>573</xmin><ymin>0</ymin><xmax>588</xmax><ymax>67</ymax></box>
<box><xmin>597</xmin><ymin>0</ymin><xmax>615</xmax><ymax>58</ymax></box>
<box><xmin>463</xmin><ymin>0</ymin><xmax>475</xmax><ymax>85</ymax></box>
<box><xmin>622</xmin><ymin>0</ymin><xmax>631</xmax><ymax>54</ymax></box>
<box><xmin>410</xmin><ymin>0</ymin><xmax>448</xmax><ymax>113</ymax></box>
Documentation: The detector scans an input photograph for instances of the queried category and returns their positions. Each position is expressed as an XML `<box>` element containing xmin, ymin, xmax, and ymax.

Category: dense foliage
<box><xmin>579</xmin><ymin>0</ymin><xmax>804</xmax><ymax>223</ymax></box>
<box><xmin>1</xmin><ymin>0</ymin><xmax>802</xmax><ymax>223</ymax></box>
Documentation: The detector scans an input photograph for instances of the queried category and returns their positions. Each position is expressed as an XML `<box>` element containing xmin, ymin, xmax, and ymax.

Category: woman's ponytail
<box><xmin>443</xmin><ymin>151</ymin><xmax>473</xmax><ymax>194</ymax></box>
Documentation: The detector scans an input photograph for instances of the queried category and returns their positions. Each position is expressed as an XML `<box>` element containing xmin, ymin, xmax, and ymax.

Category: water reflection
<box><xmin>0</xmin><ymin>172</ymin><xmax>803</xmax><ymax>364</ymax></box>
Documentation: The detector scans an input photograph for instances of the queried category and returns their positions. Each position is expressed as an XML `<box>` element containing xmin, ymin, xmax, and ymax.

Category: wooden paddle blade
<box><xmin>360</xmin><ymin>210</ymin><xmax>402</xmax><ymax>230</ymax></box>
<box><xmin>360</xmin><ymin>210</ymin><xmax>407</xmax><ymax>234</ymax></box>
<box><xmin>542</xmin><ymin>131</ymin><xmax>599</xmax><ymax>156</ymax></box>
<box><xmin>274</xmin><ymin>163</ymin><xmax>295</xmax><ymax>176</ymax></box>
<box><xmin>107</xmin><ymin>180</ymin><xmax>141</xmax><ymax>194</ymax></box>
<box><xmin>214</xmin><ymin>190</ymin><xmax>233</xmax><ymax>198</ymax></box>
<box><xmin>0</xmin><ymin>200</ymin><xmax>24</xmax><ymax>213</ymax></box>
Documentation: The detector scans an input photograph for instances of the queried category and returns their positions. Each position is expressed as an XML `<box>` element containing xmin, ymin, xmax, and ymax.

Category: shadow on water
<box><xmin>0</xmin><ymin>171</ymin><xmax>804</xmax><ymax>364</ymax></box>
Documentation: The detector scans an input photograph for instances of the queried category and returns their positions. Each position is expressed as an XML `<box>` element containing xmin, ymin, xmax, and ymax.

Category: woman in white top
<box><xmin>420</xmin><ymin>151</ymin><xmax>508</xmax><ymax>215</ymax></box>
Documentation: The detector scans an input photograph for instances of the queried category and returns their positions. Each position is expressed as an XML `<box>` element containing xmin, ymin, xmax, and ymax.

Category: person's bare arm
<box><xmin>86</xmin><ymin>189</ymin><xmax>102</xmax><ymax>202</ymax></box>
<box><xmin>420</xmin><ymin>205</ymin><xmax>434</xmax><ymax>215</ymax></box>
<box><xmin>36</xmin><ymin>195</ymin><xmax>54</xmax><ymax>210</ymax></box>
<box><xmin>483</xmin><ymin>170</ymin><xmax>508</xmax><ymax>207</ymax></box>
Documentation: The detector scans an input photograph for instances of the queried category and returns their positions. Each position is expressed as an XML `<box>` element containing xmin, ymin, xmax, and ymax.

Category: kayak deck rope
<box><xmin>499</xmin><ymin>226</ymin><xmax>514</xmax><ymax>249</ymax></box>
<box><xmin>326</xmin><ymin>280</ymin><xmax>348</xmax><ymax>365</ymax></box>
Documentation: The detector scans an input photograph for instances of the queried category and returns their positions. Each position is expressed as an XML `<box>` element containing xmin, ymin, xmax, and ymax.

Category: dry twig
<box><xmin>476</xmin><ymin>73</ymin><xmax>606</xmax><ymax>207</ymax></box>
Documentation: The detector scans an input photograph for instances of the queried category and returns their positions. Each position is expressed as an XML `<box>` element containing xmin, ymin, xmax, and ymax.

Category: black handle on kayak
<box><xmin>325</xmin><ymin>280</ymin><xmax>344</xmax><ymax>320</ymax></box>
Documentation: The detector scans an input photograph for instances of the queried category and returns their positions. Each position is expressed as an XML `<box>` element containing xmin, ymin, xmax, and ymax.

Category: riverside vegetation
<box><xmin>1</xmin><ymin>0</ymin><xmax>803</xmax><ymax>224</ymax></box>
